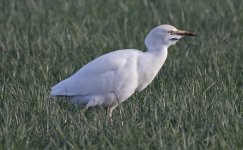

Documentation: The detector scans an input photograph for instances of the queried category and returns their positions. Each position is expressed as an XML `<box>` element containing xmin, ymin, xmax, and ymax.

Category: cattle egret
<box><xmin>51</xmin><ymin>24</ymin><xmax>196</xmax><ymax>121</ymax></box>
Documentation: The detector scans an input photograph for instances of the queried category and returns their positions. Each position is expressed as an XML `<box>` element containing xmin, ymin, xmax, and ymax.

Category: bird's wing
<box><xmin>51</xmin><ymin>50</ymin><xmax>140</xmax><ymax>96</ymax></box>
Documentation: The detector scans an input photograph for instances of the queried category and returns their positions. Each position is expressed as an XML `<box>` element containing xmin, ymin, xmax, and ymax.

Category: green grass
<box><xmin>0</xmin><ymin>0</ymin><xmax>243</xmax><ymax>149</ymax></box>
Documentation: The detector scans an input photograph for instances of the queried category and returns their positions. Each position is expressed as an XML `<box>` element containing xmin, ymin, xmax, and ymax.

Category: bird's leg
<box><xmin>108</xmin><ymin>108</ymin><xmax>113</xmax><ymax>125</ymax></box>
<box><xmin>80</xmin><ymin>106</ymin><xmax>88</xmax><ymax>122</ymax></box>
<box><xmin>107</xmin><ymin>92</ymin><xmax>120</xmax><ymax>125</ymax></box>
<box><xmin>119</xmin><ymin>108</ymin><xmax>124</xmax><ymax>126</ymax></box>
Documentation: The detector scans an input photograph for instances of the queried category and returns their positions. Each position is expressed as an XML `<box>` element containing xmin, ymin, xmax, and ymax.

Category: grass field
<box><xmin>0</xmin><ymin>0</ymin><xmax>243</xmax><ymax>149</ymax></box>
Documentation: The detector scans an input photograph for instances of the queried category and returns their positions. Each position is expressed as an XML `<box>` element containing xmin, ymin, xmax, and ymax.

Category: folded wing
<box><xmin>51</xmin><ymin>50</ymin><xmax>133</xmax><ymax>96</ymax></box>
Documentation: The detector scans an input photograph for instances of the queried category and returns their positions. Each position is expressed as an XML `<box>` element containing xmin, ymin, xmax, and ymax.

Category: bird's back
<box><xmin>51</xmin><ymin>49</ymin><xmax>143</xmax><ymax>97</ymax></box>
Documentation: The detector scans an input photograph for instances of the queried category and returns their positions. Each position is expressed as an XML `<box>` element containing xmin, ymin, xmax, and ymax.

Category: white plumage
<box><xmin>51</xmin><ymin>24</ymin><xmax>196</xmax><ymax>120</ymax></box>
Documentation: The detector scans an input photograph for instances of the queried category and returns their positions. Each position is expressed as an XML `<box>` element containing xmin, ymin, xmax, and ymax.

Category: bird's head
<box><xmin>145</xmin><ymin>24</ymin><xmax>196</xmax><ymax>51</ymax></box>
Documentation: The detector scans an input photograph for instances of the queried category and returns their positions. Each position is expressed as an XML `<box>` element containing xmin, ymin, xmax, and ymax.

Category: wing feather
<box><xmin>51</xmin><ymin>50</ymin><xmax>139</xmax><ymax>96</ymax></box>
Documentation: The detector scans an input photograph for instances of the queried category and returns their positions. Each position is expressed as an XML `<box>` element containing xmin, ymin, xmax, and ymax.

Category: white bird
<box><xmin>51</xmin><ymin>24</ymin><xmax>196</xmax><ymax>121</ymax></box>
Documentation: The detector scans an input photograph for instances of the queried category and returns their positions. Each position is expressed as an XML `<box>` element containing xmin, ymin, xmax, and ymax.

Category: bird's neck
<box><xmin>145</xmin><ymin>45</ymin><xmax>169</xmax><ymax>74</ymax></box>
<box><xmin>147</xmin><ymin>45</ymin><xmax>168</xmax><ymax>77</ymax></box>
<box><xmin>136</xmin><ymin>46</ymin><xmax>168</xmax><ymax>91</ymax></box>
<box><xmin>148</xmin><ymin>45</ymin><xmax>168</xmax><ymax>59</ymax></box>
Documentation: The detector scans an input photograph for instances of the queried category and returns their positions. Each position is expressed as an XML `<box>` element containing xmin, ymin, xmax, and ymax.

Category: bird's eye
<box><xmin>168</xmin><ymin>30</ymin><xmax>176</xmax><ymax>35</ymax></box>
